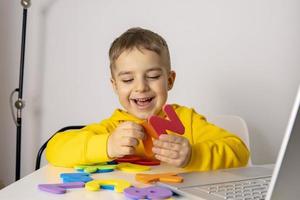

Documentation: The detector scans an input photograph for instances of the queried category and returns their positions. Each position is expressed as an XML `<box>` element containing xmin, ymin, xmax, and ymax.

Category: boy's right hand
<box><xmin>107</xmin><ymin>121</ymin><xmax>145</xmax><ymax>158</ymax></box>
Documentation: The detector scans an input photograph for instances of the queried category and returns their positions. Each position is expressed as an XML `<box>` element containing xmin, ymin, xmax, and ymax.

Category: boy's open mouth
<box><xmin>131</xmin><ymin>97</ymin><xmax>154</xmax><ymax>107</ymax></box>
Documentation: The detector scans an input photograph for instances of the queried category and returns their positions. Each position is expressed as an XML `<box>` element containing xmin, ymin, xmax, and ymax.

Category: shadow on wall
<box><xmin>30</xmin><ymin>0</ymin><xmax>61</xmax><ymax>166</ymax></box>
<box><xmin>0</xmin><ymin>179</ymin><xmax>4</xmax><ymax>189</ymax></box>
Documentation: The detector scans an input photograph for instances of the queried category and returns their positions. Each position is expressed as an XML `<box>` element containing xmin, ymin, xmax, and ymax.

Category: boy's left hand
<box><xmin>152</xmin><ymin>134</ymin><xmax>191</xmax><ymax>167</ymax></box>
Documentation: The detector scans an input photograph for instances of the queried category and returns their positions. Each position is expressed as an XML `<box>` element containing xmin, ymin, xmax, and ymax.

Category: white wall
<box><xmin>0</xmin><ymin>0</ymin><xmax>24</xmax><ymax>187</ymax></box>
<box><xmin>1</xmin><ymin>0</ymin><xmax>299</xmax><ymax>186</ymax></box>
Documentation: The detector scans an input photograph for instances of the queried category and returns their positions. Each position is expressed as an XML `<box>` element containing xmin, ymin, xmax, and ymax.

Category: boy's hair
<box><xmin>109</xmin><ymin>27</ymin><xmax>171</xmax><ymax>76</ymax></box>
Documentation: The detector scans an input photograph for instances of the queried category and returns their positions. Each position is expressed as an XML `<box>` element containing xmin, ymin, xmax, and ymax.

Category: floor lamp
<box><xmin>10</xmin><ymin>0</ymin><xmax>31</xmax><ymax>181</ymax></box>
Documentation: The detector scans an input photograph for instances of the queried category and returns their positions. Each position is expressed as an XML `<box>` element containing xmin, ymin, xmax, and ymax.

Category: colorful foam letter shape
<box><xmin>117</xmin><ymin>162</ymin><xmax>150</xmax><ymax>172</ymax></box>
<box><xmin>60</xmin><ymin>172</ymin><xmax>93</xmax><ymax>183</ymax></box>
<box><xmin>85</xmin><ymin>179</ymin><xmax>131</xmax><ymax>192</ymax></box>
<box><xmin>115</xmin><ymin>155</ymin><xmax>141</xmax><ymax>163</ymax></box>
<box><xmin>60</xmin><ymin>173</ymin><xmax>93</xmax><ymax>183</ymax></box>
<box><xmin>142</xmin><ymin>104</ymin><xmax>185</xmax><ymax>157</ymax></box>
<box><xmin>133</xmin><ymin>158</ymin><xmax>160</xmax><ymax>166</ymax></box>
<box><xmin>124</xmin><ymin>186</ymin><xmax>173</xmax><ymax>199</ymax></box>
<box><xmin>74</xmin><ymin>163</ymin><xmax>117</xmax><ymax>173</ymax></box>
<box><xmin>38</xmin><ymin>182</ymin><xmax>85</xmax><ymax>194</ymax></box>
<box><xmin>136</xmin><ymin>172</ymin><xmax>183</xmax><ymax>184</ymax></box>
<box><xmin>149</xmin><ymin>104</ymin><xmax>185</xmax><ymax>137</ymax></box>
<box><xmin>141</xmin><ymin>121</ymin><xmax>159</xmax><ymax>157</ymax></box>
<box><xmin>115</xmin><ymin>155</ymin><xmax>160</xmax><ymax>166</ymax></box>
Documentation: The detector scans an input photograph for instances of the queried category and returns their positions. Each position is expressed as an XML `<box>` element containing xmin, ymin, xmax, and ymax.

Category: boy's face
<box><xmin>111</xmin><ymin>48</ymin><xmax>176</xmax><ymax>119</ymax></box>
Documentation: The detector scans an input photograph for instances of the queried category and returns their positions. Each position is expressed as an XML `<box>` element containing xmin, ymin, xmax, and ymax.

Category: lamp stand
<box><xmin>10</xmin><ymin>0</ymin><xmax>31</xmax><ymax>181</ymax></box>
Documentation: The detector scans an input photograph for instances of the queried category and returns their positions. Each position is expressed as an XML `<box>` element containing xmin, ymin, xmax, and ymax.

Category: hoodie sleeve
<box><xmin>45</xmin><ymin>120</ymin><xmax>116</xmax><ymax>167</ymax></box>
<box><xmin>178</xmin><ymin>107</ymin><xmax>250</xmax><ymax>171</ymax></box>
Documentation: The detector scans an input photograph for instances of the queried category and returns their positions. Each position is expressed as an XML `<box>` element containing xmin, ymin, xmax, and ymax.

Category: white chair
<box><xmin>207</xmin><ymin>115</ymin><xmax>252</xmax><ymax>166</ymax></box>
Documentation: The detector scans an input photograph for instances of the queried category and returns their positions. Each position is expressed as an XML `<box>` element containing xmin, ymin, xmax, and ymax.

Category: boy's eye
<box><xmin>147</xmin><ymin>75</ymin><xmax>161</xmax><ymax>79</ymax></box>
<box><xmin>122</xmin><ymin>79</ymin><xmax>133</xmax><ymax>83</ymax></box>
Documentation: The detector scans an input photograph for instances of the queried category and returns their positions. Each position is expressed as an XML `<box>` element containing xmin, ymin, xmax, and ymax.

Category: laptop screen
<box><xmin>267</xmin><ymin>87</ymin><xmax>300</xmax><ymax>200</ymax></box>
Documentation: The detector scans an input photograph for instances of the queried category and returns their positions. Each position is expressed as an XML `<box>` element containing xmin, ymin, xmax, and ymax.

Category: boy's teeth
<box><xmin>137</xmin><ymin>97</ymin><xmax>150</xmax><ymax>102</ymax></box>
<box><xmin>134</xmin><ymin>97</ymin><xmax>152</xmax><ymax>105</ymax></box>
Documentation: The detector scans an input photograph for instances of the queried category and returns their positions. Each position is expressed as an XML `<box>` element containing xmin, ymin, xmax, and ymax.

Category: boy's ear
<box><xmin>167</xmin><ymin>70</ymin><xmax>176</xmax><ymax>91</ymax></box>
<box><xmin>110</xmin><ymin>78</ymin><xmax>118</xmax><ymax>93</ymax></box>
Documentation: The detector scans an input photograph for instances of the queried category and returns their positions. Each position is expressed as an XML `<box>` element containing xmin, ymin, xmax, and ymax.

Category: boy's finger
<box><xmin>154</xmin><ymin>154</ymin><xmax>182</xmax><ymax>167</ymax></box>
<box><xmin>121</xmin><ymin>137</ymin><xmax>139</xmax><ymax>147</ymax></box>
<box><xmin>155</xmin><ymin>154</ymin><xmax>172</xmax><ymax>164</ymax></box>
<box><xmin>120</xmin><ymin>146</ymin><xmax>135</xmax><ymax>155</ymax></box>
<box><xmin>123</xmin><ymin>130</ymin><xmax>145</xmax><ymax>140</ymax></box>
<box><xmin>122</xmin><ymin>121</ymin><xmax>144</xmax><ymax>131</ymax></box>
<box><xmin>153</xmin><ymin>140</ymin><xmax>181</xmax><ymax>151</ymax></box>
<box><xmin>152</xmin><ymin>147</ymin><xmax>179</xmax><ymax>159</ymax></box>
<box><xmin>158</xmin><ymin>134</ymin><xmax>184</xmax><ymax>144</ymax></box>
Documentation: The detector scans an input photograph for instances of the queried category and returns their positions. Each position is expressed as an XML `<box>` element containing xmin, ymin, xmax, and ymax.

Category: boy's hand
<box><xmin>107</xmin><ymin>121</ymin><xmax>145</xmax><ymax>158</ymax></box>
<box><xmin>152</xmin><ymin>134</ymin><xmax>191</xmax><ymax>167</ymax></box>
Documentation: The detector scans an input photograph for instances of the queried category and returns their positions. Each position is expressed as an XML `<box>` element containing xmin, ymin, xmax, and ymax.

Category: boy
<box><xmin>46</xmin><ymin>27</ymin><xmax>249</xmax><ymax>171</ymax></box>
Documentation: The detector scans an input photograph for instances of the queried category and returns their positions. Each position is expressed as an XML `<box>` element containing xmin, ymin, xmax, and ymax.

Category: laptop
<box><xmin>158</xmin><ymin>86</ymin><xmax>300</xmax><ymax>200</ymax></box>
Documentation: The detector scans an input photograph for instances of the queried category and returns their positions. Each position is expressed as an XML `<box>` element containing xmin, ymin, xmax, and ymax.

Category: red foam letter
<box><xmin>148</xmin><ymin>104</ymin><xmax>185</xmax><ymax>137</ymax></box>
<box><xmin>141</xmin><ymin>104</ymin><xmax>185</xmax><ymax>158</ymax></box>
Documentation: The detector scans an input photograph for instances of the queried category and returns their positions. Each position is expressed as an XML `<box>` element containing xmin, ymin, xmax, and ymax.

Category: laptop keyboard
<box><xmin>191</xmin><ymin>176</ymin><xmax>271</xmax><ymax>200</ymax></box>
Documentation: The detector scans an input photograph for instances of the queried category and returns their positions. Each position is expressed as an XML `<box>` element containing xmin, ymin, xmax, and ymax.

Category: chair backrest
<box><xmin>207</xmin><ymin>115</ymin><xmax>252</xmax><ymax>165</ymax></box>
<box><xmin>35</xmin><ymin>125</ymin><xmax>85</xmax><ymax>170</ymax></box>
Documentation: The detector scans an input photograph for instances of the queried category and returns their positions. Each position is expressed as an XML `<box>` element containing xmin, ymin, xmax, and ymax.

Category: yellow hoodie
<box><xmin>46</xmin><ymin>104</ymin><xmax>249</xmax><ymax>170</ymax></box>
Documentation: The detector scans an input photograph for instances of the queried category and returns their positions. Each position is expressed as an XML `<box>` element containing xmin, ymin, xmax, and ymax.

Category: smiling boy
<box><xmin>46</xmin><ymin>27</ymin><xmax>249</xmax><ymax>170</ymax></box>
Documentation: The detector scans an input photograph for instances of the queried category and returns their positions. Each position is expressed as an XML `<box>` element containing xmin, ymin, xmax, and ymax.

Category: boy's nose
<box><xmin>135</xmin><ymin>79</ymin><xmax>149</xmax><ymax>92</ymax></box>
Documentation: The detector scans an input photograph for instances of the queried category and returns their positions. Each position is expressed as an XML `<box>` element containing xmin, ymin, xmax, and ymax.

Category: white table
<box><xmin>0</xmin><ymin>164</ymin><xmax>274</xmax><ymax>200</ymax></box>
<box><xmin>0</xmin><ymin>164</ymin><xmax>188</xmax><ymax>200</ymax></box>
